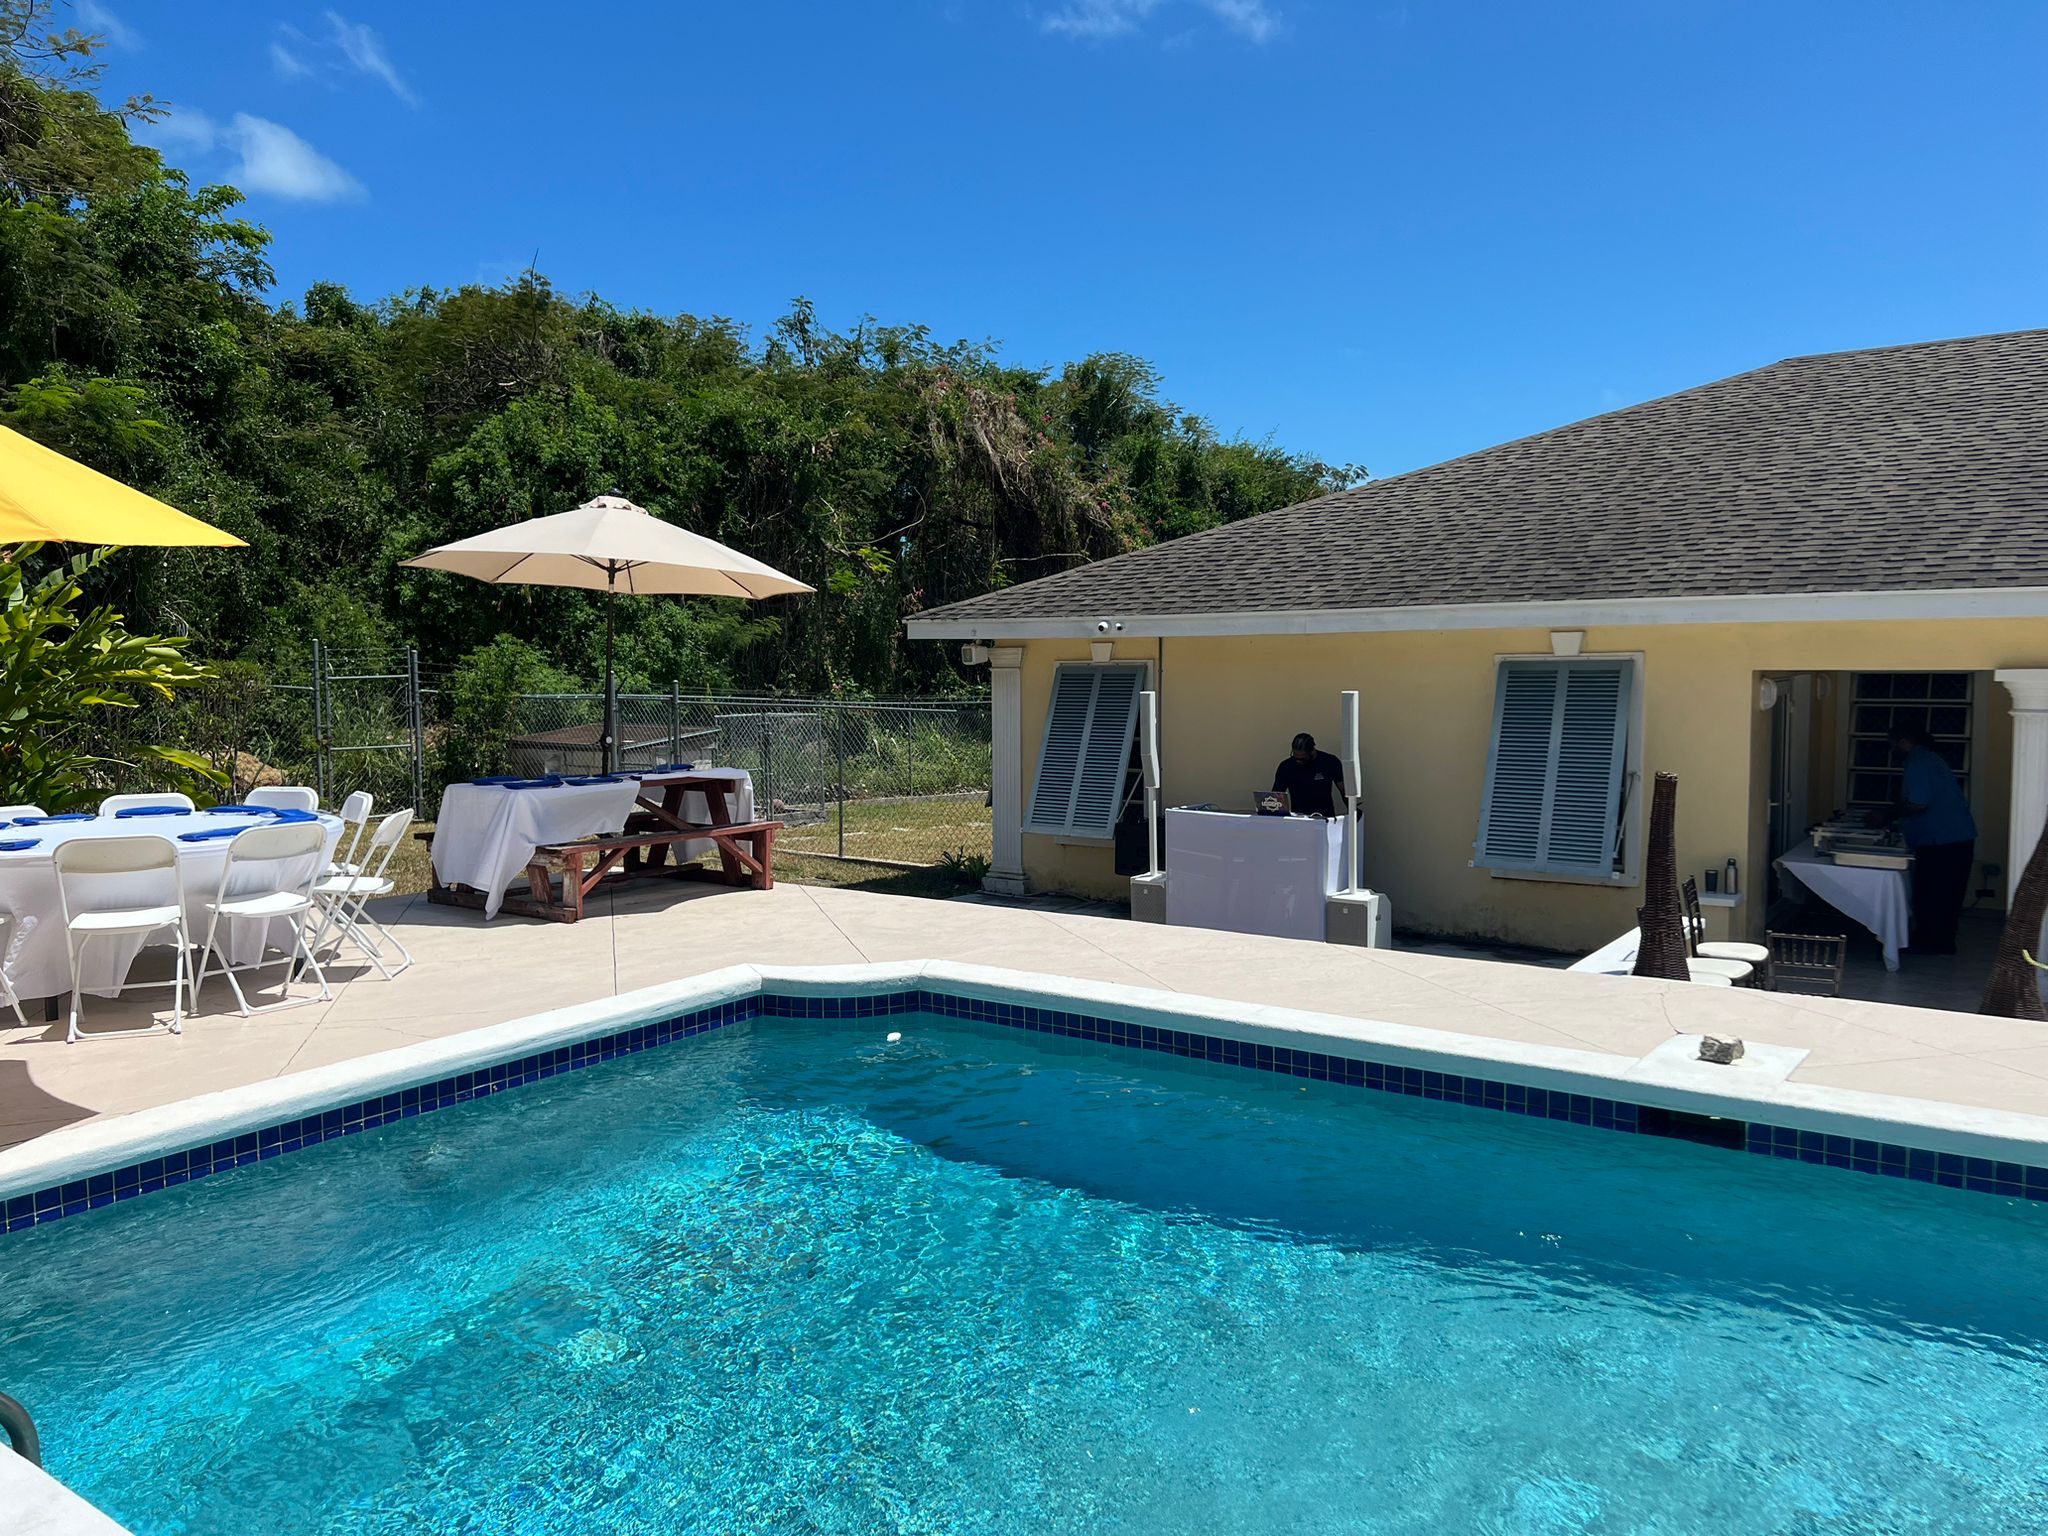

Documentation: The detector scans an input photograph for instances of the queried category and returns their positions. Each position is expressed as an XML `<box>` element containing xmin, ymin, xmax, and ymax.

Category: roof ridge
<box><xmin>1774</xmin><ymin>325</ymin><xmax>2048</xmax><ymax>367</ymax></box>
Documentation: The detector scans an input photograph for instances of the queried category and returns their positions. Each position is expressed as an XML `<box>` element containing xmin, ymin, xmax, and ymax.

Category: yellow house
<box><xmin>907</xmin><ymin>329</ymin><xmax>2048</xmax><ymax>956</ymax></box>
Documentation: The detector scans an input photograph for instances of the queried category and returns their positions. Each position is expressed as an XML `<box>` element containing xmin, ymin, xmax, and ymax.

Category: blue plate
<box><xmin>178</xmin><ymin>828</ymin><xmax>245</xmax><ymax>842</ymax></box>
<box><xmin>564</xmin><ymin>775</ymin><xmax>622</xmax><ymax>786</ymax></box>
<box><xmin>206</xmin><ymin>805</ymin><xmax>279</xmax><ymax>816</ymax></box>
<box><xmin>115</xmin><ymin>805</ymin><xmax>194</xmax><ymax>818</ymax></box>
<box><xmin>0</xmin><ymin>838</ymin><xmax>38</xmax><ymax>852</ymax></box>
<box><xmin>15</xmin><ymin>813</ymin><xmax>92</xmax><ymax>825</ymax></box>
<box><xmin>469</xmin><ymin>776</ymin><xmax>525</xmax><ymax>786</ymax></box>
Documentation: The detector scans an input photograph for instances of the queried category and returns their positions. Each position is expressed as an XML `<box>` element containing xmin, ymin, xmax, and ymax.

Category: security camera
<box><xmin>1095</xmin><ymin>620</ymin><xmax>1112</xmax><ymax>634</ymax></box>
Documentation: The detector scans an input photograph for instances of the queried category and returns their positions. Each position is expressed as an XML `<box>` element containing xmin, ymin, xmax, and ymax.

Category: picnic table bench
<box><xmin>427</xmin><ymin>771</ymin><xmax>781</xmax><ymax>923</ymax></box>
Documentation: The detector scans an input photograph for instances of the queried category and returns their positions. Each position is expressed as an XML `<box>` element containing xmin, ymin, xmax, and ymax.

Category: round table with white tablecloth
<box><xmin>0</xmin><ymin>811</ymin><xmax>342</xmax><ymax>1001</ymax></box>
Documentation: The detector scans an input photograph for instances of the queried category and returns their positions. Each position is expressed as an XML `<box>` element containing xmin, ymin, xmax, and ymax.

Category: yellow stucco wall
<box><xmin>1012</xmin><ymin>620</ymin><xmax>2044</xmax><ymax>951</ymax></box>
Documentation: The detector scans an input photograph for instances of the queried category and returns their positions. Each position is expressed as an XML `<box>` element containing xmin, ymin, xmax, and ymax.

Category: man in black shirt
<box><xmin>1272</xmin><ymin>733</ymin><xmax>1345</xmax><ymax>817</ymax></box>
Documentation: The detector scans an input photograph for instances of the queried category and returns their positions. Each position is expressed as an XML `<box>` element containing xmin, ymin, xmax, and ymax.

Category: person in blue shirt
<box><xmin>1881</xmin><ymin>724</ymin><xmax>1977</xmax><ymax>956</ymax></box>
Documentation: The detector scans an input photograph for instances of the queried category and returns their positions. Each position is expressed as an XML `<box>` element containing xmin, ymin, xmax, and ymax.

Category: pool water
<box><xmin>4</xmin><ymin>1015</ymin><xmax>2047</xmax><ymax>1534</ymax></box>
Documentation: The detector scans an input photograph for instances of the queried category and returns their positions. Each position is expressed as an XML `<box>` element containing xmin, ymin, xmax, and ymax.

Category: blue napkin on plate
<box><xmin>469</xmin><ymin>776</ymin><xmax>525</xmax><ymax>786</ymax></box>
<box><xmin>564</xmin><ymin>775</ymin><xmax>621</xmax><ymax>786</ymax></box>
<box><xmin>115</xmin><ymin>805</ymin><xmax>193</xmax><ymax>818</ymax></box>
<box><xmin>0</xmin><ymin>838</ymin><xmax>38</xmax><ymax>852</ymax></box>
<box><xmin>15</xmin><ymin>813</ymin><xmax>92</xmax><ymax>825</ymax></box>
<box><xmin>206</xmin><ymin>804</ymin><xmax>279</xmax><ymax>816</ymax></box>
<box><xmin>270</xmin><ymin>808</ymin><xmax>320</xmax><ymax>824</ymax></box>
<box><xmin>178</xmin><ymin>827</ymin><xmax>245</xmax><ymax>842</ymax></box>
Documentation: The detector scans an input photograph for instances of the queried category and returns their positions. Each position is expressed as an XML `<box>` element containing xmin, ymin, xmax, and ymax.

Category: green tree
<box><xmin>434</xmin><ymin>634</ymin><xmax>581</xmax><ymax>784</ymax></box>
<box><xmin>0</xmin><ymin>543</ymin><xmax>223</xmax><ymax>810</ymax></box>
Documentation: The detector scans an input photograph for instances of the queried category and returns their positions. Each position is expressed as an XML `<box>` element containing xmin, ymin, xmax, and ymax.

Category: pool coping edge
<box><xmin>2</xmin><ymin>958</ymin><xmax>2046</xmax><ymax>1209</ymax></box>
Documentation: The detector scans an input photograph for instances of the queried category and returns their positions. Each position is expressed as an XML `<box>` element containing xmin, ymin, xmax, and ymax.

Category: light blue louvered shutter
<box><xmin>1025</xmin><ymin>664</ymin><xmax>1145</xmax><ymax>836</ymax></box>
<box><xmin>1070</xmin><ymin>666</ymin><xmax>1142</xmax><ymax>834</ymax></box>
<box><xmin>1476</xmin><ymin>660</ymin><xmax>1633</xmax><ymax>875</ymax></box>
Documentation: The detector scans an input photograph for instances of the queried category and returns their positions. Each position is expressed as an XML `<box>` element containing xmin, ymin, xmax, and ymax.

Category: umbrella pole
<box><xmin>603</xmin><ymin>585</ymin><xmax>618</xmax><ymax>774</ymax></box>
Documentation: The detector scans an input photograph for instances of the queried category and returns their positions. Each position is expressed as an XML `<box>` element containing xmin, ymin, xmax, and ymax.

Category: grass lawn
<box><xmin>774</xmin><ymin>794</ymin><xmax>991</xmax><ymax>866</ymax></box>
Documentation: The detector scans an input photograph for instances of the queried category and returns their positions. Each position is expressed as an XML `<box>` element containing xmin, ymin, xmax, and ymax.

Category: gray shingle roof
<box><xmin>911</xmin><ymin>329</ymin><xmax>2048</xmax><ymax>632</ymax></box>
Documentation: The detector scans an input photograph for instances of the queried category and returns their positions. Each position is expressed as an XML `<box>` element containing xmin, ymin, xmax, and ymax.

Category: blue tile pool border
<box><xmin>6</xmin><ymin>986</ymin><xmax>2046</xmax><ymax>1234</ymax></box>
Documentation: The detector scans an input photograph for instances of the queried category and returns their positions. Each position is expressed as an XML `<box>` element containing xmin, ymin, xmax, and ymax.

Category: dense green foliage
<box><xmin>0</xmin><ymin>541</ymin><xmax>223</xmax><ymax>809</ymax></box>
<box><xmin>1</xmin><ymin>4</ymin><xmax>1359</xmax><ymax>698</ymax></box>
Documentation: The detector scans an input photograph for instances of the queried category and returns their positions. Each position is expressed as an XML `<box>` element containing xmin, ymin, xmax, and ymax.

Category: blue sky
<box><xmin>83</xmin><ymin>0</ymin><xmax>2048</xmax><ymax>477</ymax></box>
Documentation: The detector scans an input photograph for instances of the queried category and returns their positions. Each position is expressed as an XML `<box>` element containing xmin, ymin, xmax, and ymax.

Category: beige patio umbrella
<box><xmin>401</xmin><ymin>494</ymin><xmax>811</xmax><ymax>770</ymax></box>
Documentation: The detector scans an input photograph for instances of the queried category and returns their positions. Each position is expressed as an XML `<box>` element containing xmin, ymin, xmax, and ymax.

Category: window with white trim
<box><xmin>1025</xmin><ymin>664</ymin><xmax>1145</xmax><ymax>838</ymax></box>
<box><xmin>1476</xmin><ymin>659</ymin><xmax>1635</xmax><ymax>877</ymax></box>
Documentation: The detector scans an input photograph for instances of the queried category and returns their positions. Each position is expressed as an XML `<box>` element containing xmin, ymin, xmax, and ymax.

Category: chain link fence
<box><xmin>500</xmin><ymin>691</ymin><xmax>992</xmax><ymax>868</ymax></box>
<box><xmin>100</xmin><ymin>648</ymin><xmax>992</xmax><ymax>872</ymax></box>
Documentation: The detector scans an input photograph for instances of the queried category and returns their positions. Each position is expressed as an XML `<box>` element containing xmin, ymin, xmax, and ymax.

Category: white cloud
<box><xmin>75</xmin><ymin>0</ymin><xmax>140</xmax><ymax>49</ymax></box>
<box><xmin>143</xmin><ymin>107</ymin><xmax>218</xmax><ymax>155</ymax></box>
<box><xmin>1041</xmin><ymin>0</ymin><xmax>1163</xmax><ymax>38</ymax></box>
<box><xmin>270</xmin><ymin>39</ymin><xmax>312</xmax><ymax>79</ymax></box>
<box><xmin>140</xmin><ymin>109</ymin><xmax>365</xmax><ymax>203</ymax></box>
<box><xmin>1200</xmin><ymin>0</ymin><xmax>1277</xmax><ymax>42</ymax></box>
<box><xmin>1040</xmin><ymin>0</ymin><xmax>1277</xmax><ymax>42</ymax></box>
<box><xmin>227</xmin><ymin>114</ymin><xmax>365</xmax><ymax>201</ymax></box>
<box><xmin>324</xmin><ymin>11</ymin><xmax>417</xmax><ymax>105</ymax></box>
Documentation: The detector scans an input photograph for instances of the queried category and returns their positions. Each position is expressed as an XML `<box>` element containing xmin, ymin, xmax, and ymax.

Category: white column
<box><xmin>984</xmin><ymin>646</ymin><xmax>1028</xmax><ymax>895</ymax></box>
<box><xmin>1995</xmin><ymin>669</ymin><xmax>2048</xmax><ymax>904</ymax></box>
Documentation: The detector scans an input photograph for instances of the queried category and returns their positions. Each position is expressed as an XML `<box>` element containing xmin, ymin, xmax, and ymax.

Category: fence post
<box><xmin>311</xmin><ymin>637</ymin><xmax>329</xmax><ymax>803</ymax></box>
<box><xmin>670</xmin><ymin>681</ymin><xmax>681</xmax><ymax>765</ymax></box>
<box><xmin>834</xmin><ymin>706</ymin><xmax>846</xmax><ymax>858</ymax></box>
<box><xmin>407</xmin><ymin>646</ymin><xmax>425</xmax><ymax>814</ymax></box>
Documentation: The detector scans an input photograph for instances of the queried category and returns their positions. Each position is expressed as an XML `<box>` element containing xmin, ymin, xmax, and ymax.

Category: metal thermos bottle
<box><xmin>1724</xmin><ymin>858</ymin><xmax>1739</xmax><ymax>896</ymax></box>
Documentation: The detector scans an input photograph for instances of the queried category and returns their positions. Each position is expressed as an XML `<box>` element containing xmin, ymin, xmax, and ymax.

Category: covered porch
<box><xmin>1747</xmin><ymin>665</ymin><xmax>2048</xmax><ymax>1007</ymax></box>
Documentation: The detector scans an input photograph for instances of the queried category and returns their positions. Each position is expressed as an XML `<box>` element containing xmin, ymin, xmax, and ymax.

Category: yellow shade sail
<box><xmin>0</xmin><ymin>423</ymin><xmax>244</xmax><ymax>547</ymax></box>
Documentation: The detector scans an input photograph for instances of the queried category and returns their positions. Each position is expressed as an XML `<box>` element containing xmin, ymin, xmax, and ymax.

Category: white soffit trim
<box><xmin>904</xmin><ymin>586</ymin><xmax>2048</xmax><ymax>641</ymax></box>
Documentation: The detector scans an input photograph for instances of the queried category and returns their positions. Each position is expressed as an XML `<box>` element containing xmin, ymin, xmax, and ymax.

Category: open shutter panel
<box><xmin>1025</xmin><ymin>664</ymin><xmax>1145</xmax><ymax>836</ymax></box>
<box><xmin>1545</xmin><ymin>664</ymin><xmax>1631</xmax><ymax>871</ymax></box>
<box><xmin>1477</xmin><ymin>660</ymin><xmax>1632</xmax><ymax>874</ymax></box>
<box><xmin>1068</xmin><ymin>666</ymin><xmax>1142</xmax><ymax>835</ymax></box>
<box><xmin>1026</xmin><ymin>668</ymin><xmax>1097</xmax><ymax>832</ymax></box>
<box><xmin>1476</xmin><ymin>664</ymin><xmax>1562</xmax><ymax>866</ymax></box>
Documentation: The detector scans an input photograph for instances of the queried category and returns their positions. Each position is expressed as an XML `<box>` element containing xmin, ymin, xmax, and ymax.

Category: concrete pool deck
<box><xmin>2</xmin><ymin>881</ymin><xmax>2046</xmax><ymax>1154</ymax></box>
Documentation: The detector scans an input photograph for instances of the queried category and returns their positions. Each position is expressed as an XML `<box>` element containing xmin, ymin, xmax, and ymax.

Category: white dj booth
<box><xmin>1162</xmin><ymin>808</ymin><xmax>1346</xmax><ymax>942</ymax></box>
<box><xmin>1125</xmin><ymin>687</ymin><xmax>1391</xmax><ymax>949</ymax></box>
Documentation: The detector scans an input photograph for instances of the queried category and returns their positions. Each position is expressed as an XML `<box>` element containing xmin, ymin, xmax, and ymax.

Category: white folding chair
<box><xmin>0</xmin><ymin>804</ymin><xmax>45</xmax><ymax>822</ymax></box>
<box><xmin>246</xmin><ymin>785</ymin><xmax>319</xmax><ymax>813</ymax></box>
<box><xmin>325</xmin><ymin>790</ymin><xmax>375</xmax><ymax>878</ymax></box>
<box><xmin>53</xmin><ymin>835</ymin><xmax>190</xmax><ymax>1043</ymax></box>
<box><xmin>191</xmin><ymin>823</ymin><xmax>334</xmax><ymax>1016</ymax></box>
<box><xmin>99</xmin><ymin>792</ymin><xmax>196</xmax><ymax>816</ymax></box>
<box><xmin>0</xmin><ymin>912</ymin><xmax>26</xmax><ymax>1028</ymax></box>
<box><xmin>309</xmin><ymin>808</ymin><xmax>416</xmax><ymax>980</ymax></box>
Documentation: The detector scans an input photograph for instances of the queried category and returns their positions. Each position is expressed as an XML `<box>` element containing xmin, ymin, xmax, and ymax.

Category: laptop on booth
<box><xmin>1252</xmin><ymin>788</ymin><xmax>1291</xmax><ymax>816</ymax></box>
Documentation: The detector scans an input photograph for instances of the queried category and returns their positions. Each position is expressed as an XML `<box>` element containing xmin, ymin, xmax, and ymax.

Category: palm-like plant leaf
<box><xmin>0</xmin><ymin>542</ymin><xmax>226</xmax><ymax>812</ymax></box>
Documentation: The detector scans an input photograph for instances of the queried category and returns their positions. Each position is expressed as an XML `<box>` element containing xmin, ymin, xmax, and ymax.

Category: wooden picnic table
<box><xmin>428</xmin><ymin>771</ymin><xmax>782</xmax><ymax>923</ymax></box>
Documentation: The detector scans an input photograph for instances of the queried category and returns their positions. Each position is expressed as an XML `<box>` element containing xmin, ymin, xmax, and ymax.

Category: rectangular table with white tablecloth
<box><xmin>1773</xmin><ymin>842</ymin><xmax>1912</xmax><ymax>971</ymax></box>
<box><xmin>428</xmin><ymin>769</ymin><xmax>754</xmax><ymax>919</ymax></box>
<box><xmin>0</xmin><ymin>811</ymin><xmax>342</xmax><ymax>1002</ymax></box>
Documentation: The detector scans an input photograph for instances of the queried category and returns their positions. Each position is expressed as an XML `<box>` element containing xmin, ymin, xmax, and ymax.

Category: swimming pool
<box><xmin>4</xmin><ymin>996</ymin><xmax>2046</xmax><ymax>1533</ymax></box>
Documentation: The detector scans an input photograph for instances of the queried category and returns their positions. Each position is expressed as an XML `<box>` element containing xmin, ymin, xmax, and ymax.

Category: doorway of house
<box><xmin>1766</xmin><ymin>674</ymin><xmax>1815</xmax><ymax>875</ymax></box>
